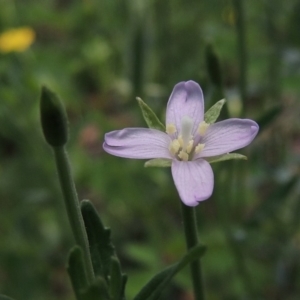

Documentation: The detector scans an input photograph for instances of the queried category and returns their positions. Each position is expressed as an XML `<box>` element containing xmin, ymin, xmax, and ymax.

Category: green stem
<box><xmin>181</xmin><ymin>203</ymin><xmax>205</xmax><ymax>300</ymax></box>
<box><xmin>53</xmin><ymin>146</ymin><xmax>94</xmax><ymax>283</ymax></box>
<box><xmin>233</xmin><ymin>0</ymin><xmax>247</xmax><ymax>116</ymax></box>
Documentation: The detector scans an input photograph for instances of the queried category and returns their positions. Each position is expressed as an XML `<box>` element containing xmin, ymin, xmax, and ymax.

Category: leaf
<box><xmin>109</xmin><ymin>257</ymin><xmax>126</xmax><ymax>300</ymax></box>
<box><xmin>133</xmin><ymin>244</ymin><xmax>206</xmax><ymax>300</ymax></box>
<box><xmin>256</xmin><ymin>105</ymin><xmax>282</xmax><ymax>134</ymax></box>
<box><xmin>205</xmin><ymin>153</ymin><xmax>247</xmax><ymax>164</ymax></box>
<box><xmin>205</xmin><ymin>44</ymin><xmax>223</xmax><ymax>88</ymax></box>
<box><xmin>81</xmin><ymin>200</ymin><xmax>127</xmax><ymax>299</ymax></box>
<box><xmin>144</xmin><ymin>158</ymin><xmax>172</xmax><ymax>168</ymax></box>
<box><xmin>0</xmin><ymin>295</ymin><xmax>15</xmax><ymax>300</ymax></box>
<box><xmin>81</xmin><ymin>200</ymin><xmax>117</xmax><ymax>280</ymax></box>
<box><xmin>204</xmin><ymin>99</ymin><xmax>226</xmax><ymax>124</ymax></box>
<box><xmin>67</xmin><ymin>246</ymin><xmax>89</xmax><ymax>300</ymax></box>
<box><xmin>136</xmin><ymin>97</ymin><xmax>165</xmax><ymax>131</ymax></box>
<box><xmin>81</xmin><ymin>277</ymin><xmax>110</xmax><ymax>300</ymax></box>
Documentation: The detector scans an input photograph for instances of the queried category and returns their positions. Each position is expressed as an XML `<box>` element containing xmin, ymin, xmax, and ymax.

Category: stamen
<box><xmin>195</xmin><ymin>143</ymin><xmax>205</xmax><ymax>154</ymax></box>
<box><xmin>186</xmin><ymin>140</ymin><xmax>194</xmax><ymax>154</ymax></box>
<box><xmin>198</xmin><ymin>121</ymin><xmax>209</xmax><ymax>136</ymax></box>
<box><xmin>178</xmin><ymin>150</ymin><xmax>188</xmax><ymax>161</ymax></box>
<box><xmin>166</xmin><ymin>124</ymin><xmax>177</xmax><ymax>135</ymax></box>
<box><xmin>169</xmin><ymin>139</ymin><xmax>181</xmax><ymax>155</ymax></box>
<box><xmin>181</xmin><ymin>116</ymin><xmax>194</xmax><ymax>150</ymax></box>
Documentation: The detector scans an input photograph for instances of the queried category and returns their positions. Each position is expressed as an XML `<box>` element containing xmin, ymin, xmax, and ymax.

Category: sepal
<box><xmin>136</xmin><ymin>97</ymin><xmax>165</xmax><ymax>131</ymax></box>
<box><xmin>205</xmin><ymin>153</ymin><xmax>247</xmax><ymax>164</ymax></box>
<box><xmin>144</xmin><ymin>158</ymin><xmax>172</xmax><ymax>168</ymax></box>
<box><xmin>204</xmin><ymin>98</ymin><xmax>226</xmax><ymax>124</ymax></box>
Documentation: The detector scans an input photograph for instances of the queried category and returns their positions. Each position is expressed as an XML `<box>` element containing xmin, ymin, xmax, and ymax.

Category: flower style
<box><xmin>103</xmin><ymin>81</ymin><xmax>259</xmax><ymax>206</ymax></box>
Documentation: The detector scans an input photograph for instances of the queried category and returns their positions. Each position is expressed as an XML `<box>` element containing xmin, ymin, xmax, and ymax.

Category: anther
<box><xmin>195</xmin><ymin>143</ymin><xmax>205</xmax><ymax>154</ymax></box>
<box><xmin>166</xmin><ymin>124</ymin><xmax>177</xmax><ymax>135</ymax></box>
<box><xmin>198</xmin><ymin>121</ymin><xmax>209</xmax><ymax>136</ymax></box>
<box><xmin>178</xmin><ymin>150</ymin><xmax>188</xmax><ymax>161</ymax></box>
<box><xmin>169</xmin><ymin>139</ymin><xmax>181</xmax><ymax>155</ymax></box>
<box><xmin>186</xmin><ymin>140</ymin><xmax>194</xmax><ymax>154</ymax></box>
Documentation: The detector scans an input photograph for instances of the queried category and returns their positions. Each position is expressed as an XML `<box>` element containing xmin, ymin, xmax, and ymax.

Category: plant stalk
<box><xmin>181</xmin><ymin>203</ymin><xmax>205</xmax><ymax>300</ymax></box>
<box><xmin>53</xmin><ymin>146</ymin><xmax>94</xmax><ymax>283</ymax></box>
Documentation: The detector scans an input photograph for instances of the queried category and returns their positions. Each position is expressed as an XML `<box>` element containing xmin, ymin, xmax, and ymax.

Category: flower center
<box><xmin>167</xmin><ymin>116</ymin><xmax>209</xmax><ymax>161</ymax></box>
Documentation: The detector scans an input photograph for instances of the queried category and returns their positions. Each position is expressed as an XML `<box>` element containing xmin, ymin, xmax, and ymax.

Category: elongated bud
<box><xmin>40</xmin><ymin>86</ymin><xmax>68</xmax><ymax>147</ymax></box>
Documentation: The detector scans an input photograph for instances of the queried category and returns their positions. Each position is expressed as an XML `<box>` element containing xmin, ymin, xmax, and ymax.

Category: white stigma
<box><xmin>181</xmin><ymin>116</ymin><xmax>194</xmax><ymax>150</ymax></box>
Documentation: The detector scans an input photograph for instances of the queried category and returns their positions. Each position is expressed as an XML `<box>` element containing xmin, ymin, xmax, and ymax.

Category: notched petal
<box><xmin>166</xmin><ymin>81</ymin><xmax>204</xmax><ymax>134</ymax></box>
<box><xmin>199</xmin><ymin>118</ymin><xmax>259</xmax><ymax>157</ymax></box>
<box><xmin>103</xmin><ymin>128</ymin><xmax>172</xmax><ymax>159</ymax></box>
<box><xmin>171</xmin><ymin>160</ymin><xmax>214</xmax><ymax>206</ymax></box>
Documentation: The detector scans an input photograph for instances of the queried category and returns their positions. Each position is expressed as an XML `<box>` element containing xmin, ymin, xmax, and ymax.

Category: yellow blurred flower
<box><xmin>0</xmin><ymin>27</ymin><xmax>36</xmax><ymax>53</ymax></box>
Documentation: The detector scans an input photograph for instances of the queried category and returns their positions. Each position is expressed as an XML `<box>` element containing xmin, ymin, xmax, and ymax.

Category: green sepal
<box><xmin>109</xmin><ymin>257</ymin><xmax>127</xmax><ymax>300</ymax></box>
<box><xmin>133</xmin><ymin>244</ymin><xmax>206</xmax><ymax>300</ymax></box>
<box><xmin>67</xmin><ymin>246</ymin><xmax>89</xmax><ymax>300</ymax></box>
<box><xmin>81</xmin><ymin>277</ymin><xmax>110</xmax><ymax>300</ymax></box>
<box><xmin>204</xmin><ymin>98</ymin><xmax>226</xmax><ymax>124</ymax></box>
<box><xmin>0</xmin><ymin>295</ymin><xmax>15</xmax><ymax>300</ymax></box>
<box><xmin>144</xmin><ymin>158</ymin><xmax>172</xmax><ymax>168</ymax></box>
<box><xmin>205</xmin><ymin>153</ymin><xmax>247</xmax><ymax>164</ymax></box>
<box><xmin>136</xmin><ymin>97</ymin><xmax>165</xmax><ymax>131</ymax></box>
<box><xmin>40</xmin><ymin>86</ymin><xmax>68</xmax><ymax>147</ymax></box>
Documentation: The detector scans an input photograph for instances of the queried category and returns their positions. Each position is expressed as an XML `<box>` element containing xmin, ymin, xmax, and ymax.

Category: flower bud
<box><xmin>40</xmin><ymin>86</ymin><xmax>68</xmax><ymax>147</ymax></box>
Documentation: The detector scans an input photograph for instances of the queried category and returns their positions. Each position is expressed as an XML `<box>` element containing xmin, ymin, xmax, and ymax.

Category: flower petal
<box><xmin>166</xmin><ymin>81</ymin><xmax>204</xmax><ymax>134</ymax></box>
<box><xmin>103</xmin><ymin>128</ymin><xmax>172</xmax><ymax>159</ymax></box>
<box><xmin>198</xmin><ymin>118</ymin><xmax>259</xmax><ymax>157</ymax></box>
<box><xmin>171</xmin><ymin>159</ymin><xmax>214</xmax><ymax>206</ymax></box>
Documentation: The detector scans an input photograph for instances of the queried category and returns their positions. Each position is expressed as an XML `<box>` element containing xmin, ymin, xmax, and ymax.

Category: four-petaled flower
<box><xmin>103</xmin><ymin>81</ymin><xmax>259</xmax><ymax>206</ymax></box>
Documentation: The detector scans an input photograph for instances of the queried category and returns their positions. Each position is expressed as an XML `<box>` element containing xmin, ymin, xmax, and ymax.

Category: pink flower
<box><xmin>103</xmin><ymin>81</ymin><xmax>259</xmax><ymax>206</ymax></box>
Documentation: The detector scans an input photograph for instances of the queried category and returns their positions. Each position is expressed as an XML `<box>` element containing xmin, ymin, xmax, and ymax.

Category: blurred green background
<box><xmin>0</xmin><ymin>0</ymin><xmax>300</xmax><ymax>299</ymax></box>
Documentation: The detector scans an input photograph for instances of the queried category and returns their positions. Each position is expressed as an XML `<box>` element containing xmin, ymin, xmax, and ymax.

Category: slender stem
<box><xmin>53</xmin><ymin>146</ymin><xmax>94</xmax><ymax>283</ymax></box>
<box><xmin>181</xmin><ymin>203</ymin><xmax>205</xmax><ymax>300</ymax></box>
<box><xmin>233</xmin><ymin>0</ymin><xmax>247</xmax><ymax>116</ymax></box>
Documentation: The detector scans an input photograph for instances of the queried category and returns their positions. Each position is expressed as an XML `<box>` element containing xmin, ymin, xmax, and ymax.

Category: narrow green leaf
<box><xmin>67</xmin><ymin>246</ymin><xmax>89</xmax><ymax>300</ymax></box>
<box><xmin>120</xmin><ymin>274</ymin><xmax>128</xmax><ymax>300</ymax></box>
<box><xmin>205</xmin><ymin>44</ymin><xmax>223</xmax><ymax>88</ymax></box>
<box><xmin>204</xmin><ymin>99</ymin><xmax>226</xmax><ymax>124</ymax></box>
<box><xmin>109</xmin><ymin>257</ymin><xmax>124</xmax><ymax>300</ymax></box>
<box><xmin>257</xmin><ymin>105</ymin><xmax>282</xmax><ymax>134</ymax></box>
<box><xmin>81</xmin><ymin>277</ymin><xmax>110</xmax><ymax>300</ymax></box>
<box><xmin>136</xmin><ymin>97</ymin><xmax>165</xmax><ymax>131</ymax></box>
<box><xmin>144</xmin><ymin>158</ymin><xmax>172</xmax><ymax>168</ymax></box>
<box><xmin>205</xmin><ymin>153</ymin><xmax>247</xmax><ymax>164</ymax></box>
<box><xmin>0</xmin><ymin>295</ymin><xmax>15</xmax><ymax>300</ymax></box>
<box><xmin>81</xmin><ymin>200</ymin><xmax>120</xmax><ymax>281</ymax></box>
<box><xmin>133</xmin><ymin>244</ymin><xmax>206</xmax><ymax>300</ymax></box>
